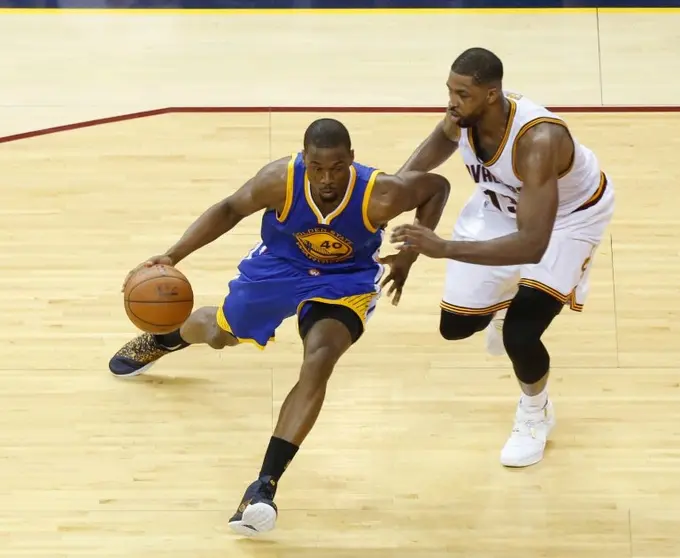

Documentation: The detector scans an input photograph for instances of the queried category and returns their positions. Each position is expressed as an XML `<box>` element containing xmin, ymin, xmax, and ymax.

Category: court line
<box><xmin>1</xmin><ymin>105</ymin><xmax>679</xmax><ymax>144</ymax></box>
<box><xmin>0</xmin><ymin>7</ymin><xmax>678</xmax><ymax>14</ymax></box>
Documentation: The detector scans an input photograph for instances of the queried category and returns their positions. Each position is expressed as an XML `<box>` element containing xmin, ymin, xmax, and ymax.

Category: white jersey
<box><xmin>457</xmin><ymin>91</ymin><xmax>604</xmax><ymax>220</ymax></box>
<box><xmin>441</xmin><ymin>91</ymin><xmax>615</xmax><ymax>316</ymax></box>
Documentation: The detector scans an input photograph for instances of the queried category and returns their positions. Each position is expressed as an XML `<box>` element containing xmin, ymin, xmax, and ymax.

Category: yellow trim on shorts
<box><xmin>440</xmin><ymin>299</ymin><xmax>512</xmax><ymax>316</ymax></box>
<box><xmin>568</xmin><ymin>296</ymin><xmax>584</xmax><ymax>313</ymax></box>
<box><xmin>215</xmin><ymin>306</ymin><xmax>274</xmax><ymax>350</ymax></box>
<box><xmin>517</xmin><ymin>279</ymin><xmax>569</xmax><ymax>304</ymax></box>
<box><xmin>361</xmin><ymin>169</ymin><xmax>384</xmax><ymax>233</ymax></box>
<box><xmin>276</xmin><ymin>153</ymin><xmax>297</xmax><ymax>223</ymax></box>
<box><xmin>296</xmin><ymin>292</ymin><xmax>378</xmax><ymax>325</ymax></box>
<box><xmin>519</xmin><ymin>279</ymin><xmax>586</xmax><ymax>312</ymax></box>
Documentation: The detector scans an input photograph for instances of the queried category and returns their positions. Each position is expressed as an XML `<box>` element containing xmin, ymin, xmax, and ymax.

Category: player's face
<box><xmin>446</xmin><ymin>71</ymin><xmax>498</xmax><ymax>128</ymax></box>
<box><xmin>303</xmin><ymin>145</ymin><xmax>354</xmax><ymax>203</ymax></box>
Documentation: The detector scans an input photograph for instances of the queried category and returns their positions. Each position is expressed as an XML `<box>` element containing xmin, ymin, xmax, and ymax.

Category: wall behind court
<box><xmin>0</xmin><ymin>3</ymin><xmax>678</xmax><ymax>136</ymax></box>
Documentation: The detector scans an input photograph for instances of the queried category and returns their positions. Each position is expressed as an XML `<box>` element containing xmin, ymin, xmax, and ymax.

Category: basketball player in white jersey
<box><xmin>389</xmin><ymin>47</ymin><xmax>615</xmax><ymax>467</ymax></box>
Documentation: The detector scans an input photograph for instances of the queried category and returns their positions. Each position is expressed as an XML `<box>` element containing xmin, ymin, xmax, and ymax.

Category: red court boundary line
<box><xmin>1</xmin><ymin>105</ymin><xmax>679</xmax><ymax>144</ymax></box>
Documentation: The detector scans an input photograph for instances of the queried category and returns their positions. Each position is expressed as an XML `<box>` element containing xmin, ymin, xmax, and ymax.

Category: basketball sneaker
<box><xmin>228</xmin><ymin>476</ymin><xmax>278</xmax><ymax>537</ymax></box>
<box><xmin>500</xmin><ymin>398</ymin><xmax>556</xmax><ymax>467</ymax></box>
<box><xmin>108</xmin><ymin>333</ymin><xmax>187</xmax><ymax>377</ymax></box>
<box><xmin>485</xmin><ymin>308</ymin><xmax>507</xmax><ymax>356</ymax></box>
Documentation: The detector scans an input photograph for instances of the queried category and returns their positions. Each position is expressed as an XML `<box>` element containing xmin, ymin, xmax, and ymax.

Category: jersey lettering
<box><xmin>458</xmin><ymin>92</ymin><xmax>603</xmax><ymax>219</ymax></box>
<box><xmin>484</xmin><ymin>189</ymin><xmax>518</xmax><ymax>214</ymax></box>
<box><xmin>294</xmin><ymin>227</ymin><xmax>354</xmax><ymax>263</ymax></box>
<box><xmin>467</xmin><ymin>164</ymin><xmax>510</xmax><ymax>187</ymax></box>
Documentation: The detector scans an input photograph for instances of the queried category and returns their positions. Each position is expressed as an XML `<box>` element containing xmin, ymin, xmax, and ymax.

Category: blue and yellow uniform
<box><xmin>216</xmin><ymin>152</ymin><xmax>386</xmax><ymax>349</ymax></box>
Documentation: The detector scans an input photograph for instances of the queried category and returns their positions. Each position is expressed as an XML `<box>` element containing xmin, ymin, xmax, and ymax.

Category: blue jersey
<box><xmin>215</xmin><ymin>153</ymin><xmax>388</xmax><ymax>349</ymax></box>
<box><xmin>259</xmin><ymin>152</ymin><xmax>385</xmax><ymax>274</ymax></box>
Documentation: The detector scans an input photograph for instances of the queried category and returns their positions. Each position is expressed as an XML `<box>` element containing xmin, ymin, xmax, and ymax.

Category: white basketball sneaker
<box><xmin>485</xmin><ymin>308</ymin><xmax>507</xmax><ymax>356</ymax></box>
<box><xmin>500</xmin><ymin>398</ymin><xmax>555</xmax><ymax>467</ymax></box>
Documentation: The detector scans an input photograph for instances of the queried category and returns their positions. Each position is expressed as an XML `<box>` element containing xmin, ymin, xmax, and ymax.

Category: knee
<box><xmin>502</xmin><ymin>286</ymin><xmax>563</xmax><ymax>358</ymax></box>
<box><xmin>501</xmin><ymin>323</ymin><xmax>536</xmax><ymax>359</ymax></box>
<box><xmin>207</xmin><ymin>329</ymin><xmax>238</xmax><ymax>350</ymax></box>
<box><xmin>439</xmin><ymin>310</ymin><xmax>492</xmax><ymax>341</ymax></box>
<box><xmin>183</xmin><ymin>306</ymin><xmax>237</xmax><ymax>349</ymax></box>
<box><xmin>300</xmin><ymin>345</ymin><xmax>341</xmax><ymax>386</ymax></box>
<box><xmin>502</xmin><ymin>323</ymin><xmax>549</xmax><ymax>384</ymax></box>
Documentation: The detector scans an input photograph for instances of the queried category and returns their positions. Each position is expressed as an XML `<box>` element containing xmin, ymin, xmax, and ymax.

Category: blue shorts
<box><xmin>216</xmin><ymin>246</ymin><xmax>383</xmax><ymax>349</ymax></box>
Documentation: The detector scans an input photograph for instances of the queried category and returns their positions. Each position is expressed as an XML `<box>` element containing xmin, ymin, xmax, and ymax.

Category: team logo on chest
<box><xmin>295</xmin><ymin>227</ymin><xmax>354</xmax><ymax>264</ymax></box>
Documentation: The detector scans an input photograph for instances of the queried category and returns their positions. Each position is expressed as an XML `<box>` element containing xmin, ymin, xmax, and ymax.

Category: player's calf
<box><xmin>108</xmin><ymin>306</ymin><xmax>236</xmax><ymax>377</ymax></box>
<box><xmin>499</xmin><ymin>286</ymin><xmax>562</xmax><ymax>467</ymax></box>
<box><xmin>229</xmin><ymin>303</ymin><xmax>356</xmax><ymax>537</ymax></box>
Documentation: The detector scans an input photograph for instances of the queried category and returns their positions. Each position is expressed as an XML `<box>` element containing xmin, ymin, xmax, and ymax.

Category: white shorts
<box><xmin>441</xmin><ymin>173</ymin><xmax>615</xmax><ymax>316</ymax></box>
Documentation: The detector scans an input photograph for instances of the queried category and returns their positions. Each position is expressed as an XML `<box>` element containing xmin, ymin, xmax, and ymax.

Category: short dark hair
<box><xmin>303</xmin><ymin>118</ymin><xmax>352</xmax><ymax>151</ymax></box>
<box><xmin>451</xmin><ymin>47</ymin><xmax>504</xmax><ymax>85</ymax></box>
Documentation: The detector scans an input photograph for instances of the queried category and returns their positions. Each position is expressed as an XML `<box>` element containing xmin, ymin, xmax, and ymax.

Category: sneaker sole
<box><xmin>110</xmin><ymin>361</ymin><xmax>156</xmax><ymax>378</ymax></box>
<box><xmin>500</xmin><ymin>451</ymin><xmax>545</xmax><ymax>468</ymax></box>
<box><xmin>228</xmin><ymin>503</ymin><xmax>277</xmax><ymax>537</ymax></box>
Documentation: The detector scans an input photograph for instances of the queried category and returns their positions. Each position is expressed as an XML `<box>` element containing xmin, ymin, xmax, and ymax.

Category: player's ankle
<box><xmin>520</xmin><ymin>388</ymin><xmax>548</xmax><ymax>411</ymax></box>
<box><xmin>258</xmin><ymin>436</ymin><xmax>299</xmax><ymax>484</ymax></box>
<box><xmin>153</xmin><ymin>329</ymin><xmax>191</xmax><ymax>350</ymax></box>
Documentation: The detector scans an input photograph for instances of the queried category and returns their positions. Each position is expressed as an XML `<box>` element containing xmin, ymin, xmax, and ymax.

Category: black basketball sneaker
<box><xmin>108</xmin><ymin>333</ymin><xmax>187</xmax><ymax>377</ymax></box>
<box><xmin>228</xmin><ymin>476</ymin><xmax>278</xmax><ymax>536</ymax></box>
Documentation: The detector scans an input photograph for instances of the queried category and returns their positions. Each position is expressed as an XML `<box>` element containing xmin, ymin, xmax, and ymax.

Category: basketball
<box><xmin>123</xmin><ymin>264</ymin><xmax>194</xmax><ymax>334</ymax></box>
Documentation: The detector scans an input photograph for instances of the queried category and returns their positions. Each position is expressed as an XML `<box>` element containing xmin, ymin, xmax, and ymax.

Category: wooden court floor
<box><xmin>1</xmin><ymin>110</ymin><xmax>679</xmax><ymax>557</ymax></box>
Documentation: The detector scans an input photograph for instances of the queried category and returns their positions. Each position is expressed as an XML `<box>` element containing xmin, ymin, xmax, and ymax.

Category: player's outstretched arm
<box><xmin>397</xmin><ymin>112</ymin><xmax>460</xmax><ymax>174</ymax></box>
<box><xmin>391</xmin><ymin>123</ymin><xmax>560</xmax><ymax>265</ymax></box>
<box><xmin>368</xmin><ymin>171</ymin><xmax>452</xmax><ymax>231</ymax></box>
<box><xmin>368</xmin><ymin>171</ymin><xmax>451</xmax><ymax>305</ymax></box>
<box><xmin>161</xmin><ymin>157</ymin><xmax>289</xmax><ymax>265</ymax></box>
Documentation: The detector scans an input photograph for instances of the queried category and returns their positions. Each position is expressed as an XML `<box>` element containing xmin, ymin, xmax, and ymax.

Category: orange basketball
<box><xmin>123</xmin><ymin>264</ymin><xmax>194</xmax><ymax>334</ymax></box>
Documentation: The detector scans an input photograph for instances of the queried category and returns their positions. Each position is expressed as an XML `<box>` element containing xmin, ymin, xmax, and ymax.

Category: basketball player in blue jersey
<box><xmin>108</xmin><ymin>118</ymin><xmax>450</xmax><ymax>536</ymax></box>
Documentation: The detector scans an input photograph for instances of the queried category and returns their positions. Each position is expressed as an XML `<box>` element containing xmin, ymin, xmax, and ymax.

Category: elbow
<box><xmin>432</xmin><ymin>173</ymin><xmax>452</xmax><ymax>199</ymax></box>
<box><xmin>526</xmin><ymin>252</ymin><xmax>543</xmax><ymax>265</ymax></box>
<box><xmin>525</xmin><ymin>237</ymin><xmax>549</xmax><ymax>264</ymax></box>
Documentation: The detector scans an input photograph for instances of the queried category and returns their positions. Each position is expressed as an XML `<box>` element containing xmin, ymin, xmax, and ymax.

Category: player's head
<box><xmin>447</xmin><ymin>47</ymin><xmax>504</xmax><ymax>128</ymax></box>
<box><xmin>302</xmin><ymin>118</ymin><xmax>354</xmax><ymax>203</ymax></box>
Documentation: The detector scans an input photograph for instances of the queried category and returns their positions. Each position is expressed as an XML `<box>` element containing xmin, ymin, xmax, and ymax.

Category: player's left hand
<box><xmin>390</xmin><ymin>223</ymin><xmax>449</xmax><ymax>259</ymax></box>
<box><xmin>377</xmin><ymin>251</ymin><xmax>418</xmax><ymax>306</ymax></box>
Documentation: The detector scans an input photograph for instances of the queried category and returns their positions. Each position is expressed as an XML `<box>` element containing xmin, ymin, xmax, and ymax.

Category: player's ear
<box><xmin>486</xmin><ymin>85</ymin><xmax>500</xmax><ymax>104</ymax></box>
<box><xmin>348</xmin><ymin>149</ymin><xmax>355</xmax><ymax>164</ymax></box>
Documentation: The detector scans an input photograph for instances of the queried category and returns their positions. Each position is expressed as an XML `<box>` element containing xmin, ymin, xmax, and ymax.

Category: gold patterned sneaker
<box><xmin>108</xmin><ymin>333</ymin><xmax>185</xmax><ymax>377</ymax></box>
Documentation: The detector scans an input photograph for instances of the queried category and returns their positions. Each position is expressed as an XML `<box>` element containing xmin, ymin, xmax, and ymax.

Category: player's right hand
<box><xmin>121</xmin><ymin>254</ymin><xmax>175</xmax><ymax>292</ymax></box>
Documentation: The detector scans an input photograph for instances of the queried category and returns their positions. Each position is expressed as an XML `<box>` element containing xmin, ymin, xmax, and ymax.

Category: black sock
<box><xmin>259</xmin><ymin>436</ymin><xmax>299</xmax><ymax>482</ymax></box>
<box><xmin>153</xmin><ymin>329</ymin><xmax>191</xmax><ymax>350</ymax></box>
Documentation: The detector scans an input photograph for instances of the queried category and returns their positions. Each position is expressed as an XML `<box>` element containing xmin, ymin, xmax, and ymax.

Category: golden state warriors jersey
<box><xmin>259</xmin><ymin>152</ymin><xmax>384</xmax><ymax>274</ymax></box>
<box><xmin>458</xmin><ymin>91</ymin><xmax>606</xmax><ymax>220</ymax></box>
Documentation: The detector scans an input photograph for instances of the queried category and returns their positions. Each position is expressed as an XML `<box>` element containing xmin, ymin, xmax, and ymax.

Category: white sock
<box><xmin>520</xmin><ymin>388</ymin><xmax>548</xmax><ymax>411</ymax></box>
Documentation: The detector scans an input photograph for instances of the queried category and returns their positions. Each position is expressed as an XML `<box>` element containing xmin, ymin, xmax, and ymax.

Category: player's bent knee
<box><xmin>300</xmin><ymin>345</ymin><xmax>340</xmax><ymax>384</ymax></box>
<box><xmin>207</xmin><ymin>327</ymin><xmax>238</xmax><ymax>349</ymax></box>
<box><xmin>502</xmin><ymin>324</ymin><xmax>549</xmax><ymax>384</ymax></box>
<box><xmin>502</xmin><ymin>325</ymin><xmax>539</xmax><ymax>361</ymax></box>
<box><xmin>502</xmin><ymin>286</ymin><xmax>563</xmax><ymax>349</ymax></box>
<box><xmin>502</xmin><ymin>286</ymin><xmax>563</xmax><ymax>384</ymax></box>
<box><xmin>439</xmin><ymin>309</ymin><xmax>493</xmax><ymax>340</ymax></box>
<box><xmin>181</xmin><ymin>306</ymin><xmax>238</xmax><ymax>349</ymax></box>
